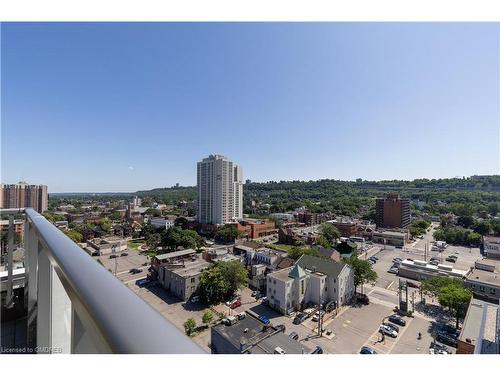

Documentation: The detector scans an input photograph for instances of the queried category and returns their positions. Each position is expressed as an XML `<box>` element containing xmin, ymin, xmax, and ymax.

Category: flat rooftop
<box><xmin>459</xmin><ymin>299</ymin><xmax>499</xmax><ymax>354</ymax></box>
<box><xmin>269</xmin><ymin>267</ymin><xmax>294</xmax><ymax>282</ymax></box>
<box><xmin>212</xmin><ymin>315</ymin><xmax>307</xmax><ymax>354</ymax></box>
<box><xmin>466</xmin><ymin>268</ymin><xmax>500</xmax><ymax>286</ymax></box>
<box><xmin>155</xmin><ymin>248</ymin><xmax>196</xmax><ymax>260</ymax></box>
<box><xmin>167</xmin><ymin>258</ymin><xmax>211</xmax><ymax>278</ymax></box>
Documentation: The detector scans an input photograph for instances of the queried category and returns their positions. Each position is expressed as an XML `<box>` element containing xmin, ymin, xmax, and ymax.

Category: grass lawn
<box><xmin>127</xmin><ymin>240</ymin><xmax>144</xmax><ymax>250</ymax></box>
<box><xmin>268</xmin><ymin>243</ymin><xmax>307</xmax><ymax>252</ymax></box>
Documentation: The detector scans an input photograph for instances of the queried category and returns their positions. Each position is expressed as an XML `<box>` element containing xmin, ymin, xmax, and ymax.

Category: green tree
<box><xmin>198</xmin><ymin>261</ymin><xmax>248</xmax><ymax>305</ymax></box>
<box><xmin>174</xmin><ymin>216</ymin><xmax>189</xmax><ymax>229</ymax></box>
<box><xmin>438</xmin><ymin>284</ymin><xmax>472</xmax><ymax>329</ymax></box>
<box><xmin>319</xmin><ymin>223</ymin><xmax>341</xmax><ymax>246</ymax></box>
<box><xmin>344</xmin><ymin>254</ymin><xmax>377</xmax><ymax>294</ymax></box>
<box><xmin>202</xmin><ymin>310</ymin><xmax>214</xmax><ymax>324</ymax></box>
<box><xmin>215</xmin><ymin>226</ymin><xmax>241</xmax><ymax>243</ymax></box>
<box><xmin>146</xmin><ymin>233</ymin><xmax>161</xmax><ymax>249</ymax></box>
<box><xmin>109</xmin><ymin>211</ymin><xmax>122</xmax><ymax>221</ymax></box>
<box><xmin>183</xmin><ymin>318</ymin><xmax>196</xmax><ymax>336</ymax></box>
<box><xmin>316</xmin><ymin>235</ymin><xmax>331</xmax><ymax>248</ymax></box>
<box><xmin>145</xmin><ymin>208</ymin><xmax>162</xmax><ymax>217</ymax></box>
<box><xmin>99</xmin><ymin>217</ymin><xmax>112</xmax><ymax>233</ymax></box>
<box><xmin>473</xmin><ymin>221</ymin><xmax>491</xmax><ymax>236</ymax></box>
<box><xmin>65</xmin><ymin>230</ymin><xmax>83</xmax><ymax>243</ymax></box>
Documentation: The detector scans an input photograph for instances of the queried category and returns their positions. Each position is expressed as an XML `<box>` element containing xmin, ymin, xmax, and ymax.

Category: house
<box><xmin>149</xmin><ymin>216</ymin><xmax>176</xmax><ymax>230</ymax></box>
<box><xmin>266</xmin><ymin>254</ymin><xmax>354</xmax><ymax>315</ymax></box>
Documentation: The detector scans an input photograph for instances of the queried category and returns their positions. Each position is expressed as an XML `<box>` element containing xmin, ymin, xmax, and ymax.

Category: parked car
<box><xmin>120</xmin><ymin>252</ymin><xmax>128</xmax><ymax>257</ymax></box>
<box><xmin>236</xmin><ymin>312</ymin><xmax>246</xmax><ymax>320</ymax></box>
<box><xmin>393</xmin><ymin>257</ymin><xmax>403</xmax><ymax>263</ymax></box>
<box><xmin>360</xmin><ymin>346</ymin><xmax>377</xmax><ymax>354</ymax></box>
<box><xmin>222</xmin><ymin>316</ymin><xmax>238</xmax><ymax>326</ymax></box>
<box><xmin>251</xmin><ymin>290</ymin><xmax>258</xmax><ymax>297</ymax></box>
<box><xmin>388</xmin><ymin>266</ymin><xmax>399</xmax><ymax>274</ymax></box>
<box><xmin>436</xmin><ymin>333</ymin><xmax>458</xmax><ymax>348</ymax></box>
<box><xmin>289</xmin><ymin>331</ymin><xmax>299</xmax><ymax>341</ymax></box>
<box><xmin>109</xmin><ymin>254</ymin><xmax>118</xmax><ymax>259</ymax></box>
<box><xmin>388</xmin><ymin>314</ymin><xmax>406</xmax><ymax>326</ymax></box>
<box><xmin>129</xmin><ymin>268</ymin><xmax>142</xmax><ymax>274</ymax></box>
<box><xmin>379</xmin><ymin>324</ymin><xmax>398</xmax><ymax>338</ymax></box>
<box><xmin>261</xmin><ymin>297</ymin><xmax>268</xmax><ymax>304</ymax></box>
<box><xmin>429</xmin><ymin>260</ymin><xmax>439</xmax><ymax>266</ymax></box>
<box><xmin>430</xmin><ymin>257</ymin><xmax>440</xmax><ymax>262</ymax></box>
<box><xmin>430</xmin><ymin>342</ymin><xmax>451</xmax><ymax>354</ymax></box>
<box><xmin>437</xmin><ymin>324</ymin><xmax>460</xmax><ymax>339</ymax></box>
<box><xmin>371</xmin><ymin>256</ymin><xmax>379</xmax><ymax>261</ymax></box>
<box><xmin>225</xmin><ymin>297</ymin><xmax>240</xmax><ymax>307</ymax></box>
<box><xmin>135</xmin><ymin>278</ymin><xmax>150</xmax><ymax>287</ymax></box>
<box><xmin>445</xmin><ymin>256</ymin><xmax>457</xmax><ymax>263</ymax></box>
<box><xmin>293</xmin><ymin>312</ymin><xmax>308</xmax><ymax>325</ymax></box>
<box><xmin>310</xmin><ymin>346</ymin><xmax>323</xmax><ymax>354</ymax></box>
<box><xmin>190</xmin><ymin>295</ymin><xmax>200</xmax><ymax>303</ymax></box>
<box><xmin>312</xmin><ymin>310</ymin><xmax>325</xmax><ymax>322</ymax></box>
<box><xmin>230</xmin><ymin>299</ymin><xmax>242</xmax><ymax>309</ymax></box>
<box><xmin>385</xmin><ymin>322</ymin><xmax>400</xmax><ymax>333</ymax></box>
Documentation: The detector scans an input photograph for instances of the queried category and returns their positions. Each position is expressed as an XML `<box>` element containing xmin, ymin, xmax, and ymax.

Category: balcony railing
<box><xmin>0</xmin><ymin>208</ymin><xmax>204</xmax><ymax>354</ymax></box>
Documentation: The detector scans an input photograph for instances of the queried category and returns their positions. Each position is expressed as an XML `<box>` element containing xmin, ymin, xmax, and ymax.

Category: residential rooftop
<box><xmin>155</xmin><ymin>248</ymin><xmax>197</xmax><ymax>260</ymax></box>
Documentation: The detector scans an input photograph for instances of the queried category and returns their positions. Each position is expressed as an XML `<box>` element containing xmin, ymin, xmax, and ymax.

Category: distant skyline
<box><xmin>1</xmin><ymin>22</ymin><xmax>499</xmax><ymax>193</ymax></box>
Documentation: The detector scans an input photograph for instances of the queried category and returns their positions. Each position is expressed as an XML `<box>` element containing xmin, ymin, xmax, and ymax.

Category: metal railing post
<box><xmin>25</xmin><ymin>219</ymin><xmax>39</xmax><ymax>349</ymax></box>
<box><xmin>36</xmin><ymin>245</ymin><xmax>52</xmax><ymax>353</ymax></box>
<box><xmin>6</xmin><ymin>214</ymin><xmax>15</xmax><ymax>308</ymax></box>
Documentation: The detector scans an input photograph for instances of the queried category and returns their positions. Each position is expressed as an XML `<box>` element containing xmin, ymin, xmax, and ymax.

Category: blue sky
<box><xmin>1</xmin><ymin>22</ymin><xmax>499</xmax><ymax>193</ymax></box>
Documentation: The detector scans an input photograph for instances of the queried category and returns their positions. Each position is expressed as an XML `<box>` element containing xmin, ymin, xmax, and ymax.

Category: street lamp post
<box><xmin>112</xmin><ymin>244</ymin><xmax>117</xmax><ymax>276</ymax></box>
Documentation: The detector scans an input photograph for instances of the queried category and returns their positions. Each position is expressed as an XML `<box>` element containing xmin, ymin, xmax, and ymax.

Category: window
<box><xmin>191</xmin><ymin>277</ymin><xmax>195</xmax><ymax>283</ymax></box>
<box><xmin>301</xmin><ymin>280</ymin><xmax>305</xmax><ymax>294</ymax></box>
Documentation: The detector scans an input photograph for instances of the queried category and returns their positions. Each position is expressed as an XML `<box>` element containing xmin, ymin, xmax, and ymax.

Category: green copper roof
<box><xmin>288</xmin><ymin>264</ymin><xmax>306</xmax><ymax>279</ymax></box>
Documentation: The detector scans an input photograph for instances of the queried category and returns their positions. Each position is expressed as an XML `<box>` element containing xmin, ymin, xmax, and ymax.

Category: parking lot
<box><xmin>94</xmin><ymin>251</ymin><xmax>150</xmax><ymax>284</ymax></box>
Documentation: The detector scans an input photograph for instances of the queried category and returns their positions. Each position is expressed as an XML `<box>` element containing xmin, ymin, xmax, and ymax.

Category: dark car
<box><xmin>289</xmin><ymin>331</ymin><xmax>299</xmax><ymax>341</ymax></box>
<box><xmin>437</xmin><ymin>324</ymin><xmax>460</xmax><ymax>338</ymax></box>
<box><xmin>310</xmin><ymin>346</ymin><xmax>323</xmax><ymax>354</ymax></box>
<box><xmin>120</xmin><ymin>252</ymin><xmax>129</xmax><ymax>257</ymax></box>
<box><xmin>293</xmin><ymin>312</ymin><xmax>308</xmax><ymax>325</ymax></box>
<box><xmin>259</xmin><ymin>315</ymin><xmax>270</xmax><ymax>325</ymax></box>
<box><xmin>129</xmin><ymin>268</ymin><xmax>142</xmax><ymax>274</ymax></box>
<box><xmin>436</xmin><ymin>333</ymin><xmax>458</xmax><ymax>348</ymax></box>
<box><xmin>388</xmin><ymin>314</ymin><xmax>406</xmax><ymax>326</ymax></box>
<box><xmin>360</xmin><ymin>346</ymin><xmax>377</xmax><ymax>354</ymax></box>
<box><xmin>109</xmin><ymin>254</ymin><xmax>118</xmax><ymax>259</ymax></box>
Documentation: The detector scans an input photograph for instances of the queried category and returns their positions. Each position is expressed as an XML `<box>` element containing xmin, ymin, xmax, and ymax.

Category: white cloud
<box><xmin>128</xmin><ymin>166</ymin><xmax>134</xmax><ymax>171</ymax></box>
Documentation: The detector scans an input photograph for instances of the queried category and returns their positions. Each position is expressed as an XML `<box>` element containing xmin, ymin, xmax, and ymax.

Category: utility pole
<box><xmin>112</xmin><ymin>244</ymin><xmax>117</xmax><ymax>276</ymax></box>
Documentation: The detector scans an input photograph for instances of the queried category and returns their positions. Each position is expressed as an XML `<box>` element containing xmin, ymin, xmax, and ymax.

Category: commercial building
<box><xmin>326</xmin><ymin>219</ymin><xmax>358</xmax><ymax>237</ymax></box>
<box><xmin>483</xmin><ymin>236</ymin><xmax>500</xmax><ymax>259</ymax></box>
<box><xmin>151</xmin><ymin>249</ymin><xmax>197</xmax><ymax>275</ymax></box>
<box><xmin>196</xmin><ymin>154</ymin><xmax>243</xmax><ymax>224</ymax></box>
<box><xmin>456</xmin><ymin>299</ymin><xmax>500</xmax><ymax>354</ymax></box>
<box><xmin>372</xmin><ymin>230</ymin><xmax>409</xmax><ymax>247</ymax></box>
<box><xmin>229</xmin><ymin>218</ymin><xmax>276</xmax><ymax>239</ymax></box>
<box><xmin>398</xmin><ymin>259</ymin><xmax>469</xmax><ymax>281</ymax></box>
<box><xmin>0</xmin><ymin>182</ymin><xmax>48</xmax><ymax>213</ymax></box>
<box><xmin>375</xmin><ymin>193</ymin><xmax>410</xmax><ymax>229</ymax></box>
<box><xmin>266</xmin><ymin>255</ymin><xmax>354</xmax><ymax>315</ymax></box>
<box><xmin>211</xmin><ymin>313</ymin><xmax>309</xmax><ymax>354</ymax></box>
<box><xmin>464</xmin><ymin>259</ymin><xmax>500</xmax><ymax>304</ymax></box>
<box><xmin>85</xmin><ymin>236</ymin><xmax>127</xmax><ymax>255</ymax></box>
<box><xmin>270</xmin><ymin>213</ymin><xmax>295</xmax><ymax>222</ymax></box>
<box><xmin>157</xmin><ymin>255</ymin><xmax>210</xmax><ymax>301</ymax></box>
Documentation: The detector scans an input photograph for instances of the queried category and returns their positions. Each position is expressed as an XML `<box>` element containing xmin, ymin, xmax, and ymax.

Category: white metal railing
<box><xmin>0</xmin><ymin>208</ymin><xmax>204</xmax><ymax>354</ymax></box>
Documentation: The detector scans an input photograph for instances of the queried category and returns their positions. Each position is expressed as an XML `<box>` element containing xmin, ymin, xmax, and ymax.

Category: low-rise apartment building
<box><xmin>157</xmin><ymin>255</ymin><xmax>211</xmax><ymax>301</ymax></box>
<box><xmin>326</xmin><ymin>219</ymin><xmax>358</xmax><ymax>237</ymax></box>
<box><xmin>266</xmin><ymin>254</ymin><xmax>354</xmax><ymax>315</ymax></box>
<box><xmin>85</xmin><ymin>236</ymin><xmax>127</xmax><ymax>255</ymax></box>
<box><xmin>149</xmin><ymin>216</ymin><xmax>176</xmax><ymax>230</ymax></box>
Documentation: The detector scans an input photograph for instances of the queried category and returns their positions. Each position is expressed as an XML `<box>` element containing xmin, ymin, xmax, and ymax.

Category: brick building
<box><xmin>375</xmin><ymin>193</ymin><xmax>411</xmax><ymax>229</ymax></box>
